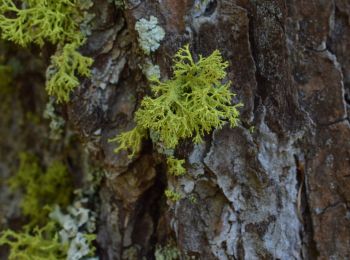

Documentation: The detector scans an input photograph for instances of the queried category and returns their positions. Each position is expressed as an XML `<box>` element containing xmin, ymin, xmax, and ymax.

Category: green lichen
<box><xmin>46</xmin><ymin>42</ymin><xmax>93</xmax><ymax>103</ymax></box>
<box><xmin>0</xmin><ymin>0</ymin><xmax>93</xmax><ymax>102</ymax></box>
<box><xmin>0</xmin><ymin>221</ymin><xmax>68</xmax><ymax>260</ymax></box>
<box><xmin>167</xmin><ymin>156</ymin><xmax>186</xmax><ymax>176</ymax></box>
<box><xmin>111</xmin><ymin>44</ymin><xmax>242</xmax><ymax>157</ymax></box>
<box><xmin>165</xmin><ymin>189</ymin><xmax>182</xmax><ymax>202</ymax></box>
<box><xmin>0</xmin><ymin>0</ymin><xmax>78</xmax><ymax>46</ymax></box>
<box><xmin>9</xmin><ymin>152</ymin><xmax>73</xmax><ymax>227</ymax></box>
<box><xmin>108</xmin><ymin>125</ymin><xmax>147</xmax><ymax>159</ymax></box>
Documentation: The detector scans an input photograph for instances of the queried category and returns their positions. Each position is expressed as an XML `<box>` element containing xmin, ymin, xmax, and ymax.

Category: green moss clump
<box><xmin>9</xmin><ymin>153</ymin><xmax>73</xmax><ymax>227</ymax></box>
<box><xmin>167</xmin><ymin>156</ymin><xmax>186</xmax><ymax>176</ymax></box>
<box><xmin>0</xmin><ymin>222</ymin><xmax>68</xmax><ymax>260</ymax></box>
<box><xmin>0</xmin><ymin>0</ymin><xmax>93</xmax><ymax>102</ymax></box>
<box><xmin>110</xmin><ymin>45</ymin><xmax>242</xmax><ymax>157</ymax></box>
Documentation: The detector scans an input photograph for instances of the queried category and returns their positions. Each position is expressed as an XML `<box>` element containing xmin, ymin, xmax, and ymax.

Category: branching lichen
<box><xmin>46</xmin><ymin>42</ymin><xmax>93</xmax><ymax>103</ymax></box>
<box><xmin>167</xmin><ymin>156</ymin><xmax>186</xmax><ymax>176</ymax></box>
<box><xmin>108</xmin><ymin>125</ymin><xmax>147</xmax><ymax>159</ymax></box>
<box><xmin>9</xmin><ymin>153</ymin><xmax>73</xmax><ymax>227</ymax></box>
<box><xmin>2</xmin><ymin>152</ymin><xmax>98</xmax><ymax>260</ymax></box>
<box><xmin>111</xmin><ymin>45</ymin><xmax>242</xmax><ymax>157</ymax></box>
<box><xmin>0</xmin><ymin>222</ymin><xmax>68</xmax><ymax>260</ymax></box>
<box><xmin>0</xmin><ymin>0</ymin><xmax>94</xmax><ymax>102</ymax></box>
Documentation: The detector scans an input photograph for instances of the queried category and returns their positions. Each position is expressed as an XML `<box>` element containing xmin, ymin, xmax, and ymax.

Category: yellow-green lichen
<box><xmin>9</xmin><ymin>152</ymin><xmax>74</xmax><ymax>227</ymax></box>
<box><xmin>0</xmin><ymin>221</ymin><xmax>68</xmax><ymax>260</ymax></box>
<box><xmin>46</xmin><ymin>42</ymin><xmax>93</xmax><ymax>103</ymax></box>
<box><xmin>108</xmin><ymin>125</ymin><xmax>147</xmax><ymax>159</ymax></box>
<box><xmin>167</xmin><ymin>156</ymin><xmax>186</xmax><ymax>176</ymax></box>
<box><xmin>164</xmin><ymin>189</ymin><xmax>182</xmax><ymax>202</ymax></box>
<box><xmin>0</xmin><ymin>0</ymin><xmax>93</xmax><ymax>102</ymax></box>
<box><xmin>111</xmin><ymin>44</ymin><xmax>242</xmax><ymax>157</ymax></box>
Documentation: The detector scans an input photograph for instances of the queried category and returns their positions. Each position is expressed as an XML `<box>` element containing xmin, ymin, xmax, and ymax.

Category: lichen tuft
<box><xmin>111</xmin><ymin>44</ymin><xmax>242</xmax><ymax>157</ymax></box>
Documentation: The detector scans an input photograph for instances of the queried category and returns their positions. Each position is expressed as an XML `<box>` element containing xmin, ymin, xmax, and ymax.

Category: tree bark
<box><xmin>1</xmin><ymin>0</ymin><xmax>350</xmax><ymax>259</ymax></box>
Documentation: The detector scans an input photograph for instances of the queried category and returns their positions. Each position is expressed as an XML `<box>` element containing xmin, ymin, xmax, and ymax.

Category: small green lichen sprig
<box><xmin>0</xmin><ymin>0</ymin><xmax>93</xmax><ymax>102</ymax></box>
<box><xmin>167</xmin><ymin>156</ymin><xmax>186</xmax><ymax>176</ymax></box>
<box><xmin>164</xmin><ymin>189</ymin><xmax>182</xmax><ymax>202</ymax></box>
<box><xmin>46</xmin><ymin>42</ymin><xmax>93</xmax><ymax>102</ymax></box>
<box><xmin>110</xmin><ymin>44</ymin><xmax>242</xmax><ymax>157</ymax></box>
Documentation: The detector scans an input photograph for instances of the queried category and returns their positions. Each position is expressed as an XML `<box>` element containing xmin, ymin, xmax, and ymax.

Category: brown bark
<box><xmin>1</xmin><ymin>0</ymin><xmax>350</xmax><ymax>259</ymax></box>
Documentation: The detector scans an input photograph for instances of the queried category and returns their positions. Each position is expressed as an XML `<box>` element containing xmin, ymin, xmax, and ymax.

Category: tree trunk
<box><xmin>1</xmin><ymin>0</ymin><xmax>350</xmax><ymax>259</ymax></box>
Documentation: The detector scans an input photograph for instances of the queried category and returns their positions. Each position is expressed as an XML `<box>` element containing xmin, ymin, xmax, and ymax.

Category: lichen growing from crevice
<box><xmin>110</xmin><ymin>44</ymin><xmax>242</xmax><ymax>157</ymax></box>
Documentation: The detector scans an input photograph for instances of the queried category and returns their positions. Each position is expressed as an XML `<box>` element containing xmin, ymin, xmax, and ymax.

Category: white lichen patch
<box><xmin>49</xmin><ymin>165</ymin><xmax>102</xmax><ymax>260</ymax></box>
<box><xmin>50</xmin><ymin>203</ymin><xmax>97</xmax><ymax>260</ymax></box>
<box><xmin>141</xmin><ymin>59</ymin><xmax>161</xmax><ymax>80</ymax></box>
<box><xmin>43</xmin><ymin>98</ymin><xmax>65</xmax><ymax>140</ymax></box>
<box><xmin>135</xmin><ymin>16</ymin><xmax>165</xmax><ymax>55</ymax></box>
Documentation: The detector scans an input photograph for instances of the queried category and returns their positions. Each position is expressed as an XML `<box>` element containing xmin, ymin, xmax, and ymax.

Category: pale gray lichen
<box><xmin>141</xmin><ymin>59</ymin><xmax>161</xmax><ymax>80</ymax></box>
<box><xmin>67</xmin><ymin>233</ymin><xmax>93</xmax><ymax>260</ymax></box>
<box><xmin>50</xmin><ymin>203</ymin><xmax>97</xmax><ymax>260</ymax></box>
<box><xmin>43</xmin><ymin>99</ymin><xmax>65</xmax><ymax>140</ymax></box>
<box><xmin>49</xmin><ymin>166</ymin><xmax>101</xmax><ymax>260</ymax></box>
<box><xmin>77</xmin><ymin>0</ymin><xmax>95</xmax><ymax>37</ymax></box>
<box><xmin>135</xmin><ymin>16</ymin><xmax>165</xmax><ymax>55</ymax></box>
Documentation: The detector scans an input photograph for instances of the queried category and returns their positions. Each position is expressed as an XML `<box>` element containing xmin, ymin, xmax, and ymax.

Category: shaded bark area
<box><xmin>0</xmin><ymin>0</ymin><xmax>346</xmax><ymax>259</ymax></box>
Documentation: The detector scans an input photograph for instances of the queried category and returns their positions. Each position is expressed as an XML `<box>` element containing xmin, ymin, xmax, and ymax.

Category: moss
<box><xmin>0</xmin><ymin>0</ymin><xmax>93</xmax><ymax>102</ymax></box>
<box><xmin>0</xmin><ymin>221</ymin><xmax>68</xmax><ymax>260</ymax></box>
<box><xmin>111</xmin><ymin>45</ymin><xmax>242</xmax><ymax>157</ymax></box>
<box><xmin>9</xmin><ymin>152</ymin><xmax>74</xmax><ymax>227</ymax></box>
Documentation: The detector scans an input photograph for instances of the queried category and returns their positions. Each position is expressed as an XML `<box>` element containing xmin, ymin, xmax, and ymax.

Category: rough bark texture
<box><xmin>1</xmin><ymin>0</ymin><xmax>350</xmax><ymax>259</ymax></box>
